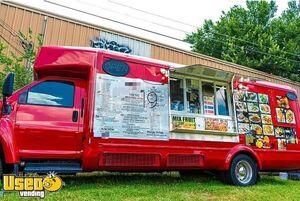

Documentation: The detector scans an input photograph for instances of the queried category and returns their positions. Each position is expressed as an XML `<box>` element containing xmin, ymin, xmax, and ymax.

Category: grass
<box><xmin>0</xmin><ymin>172</ymin><xmax>300</xmax><ymax>201</ymax></box>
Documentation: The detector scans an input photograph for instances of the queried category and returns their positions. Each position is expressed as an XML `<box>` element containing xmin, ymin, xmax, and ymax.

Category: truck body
<box><xmin>1</xmin><ymin>46</ymin><xmax>300</xmax><ymax>186</ymax></box>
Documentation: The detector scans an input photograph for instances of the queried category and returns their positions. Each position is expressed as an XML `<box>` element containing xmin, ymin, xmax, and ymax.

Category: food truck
<box><xmin>0</xmin><ymin>46</ymin><xmax>300</xmax><ymax>186</ymax></box>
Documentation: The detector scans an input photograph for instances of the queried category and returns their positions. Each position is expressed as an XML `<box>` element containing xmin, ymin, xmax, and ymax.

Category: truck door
<box><xmin>15</xmin><ymin>79</ymin><xmax>85</xmax><ymax>159</ymax></box>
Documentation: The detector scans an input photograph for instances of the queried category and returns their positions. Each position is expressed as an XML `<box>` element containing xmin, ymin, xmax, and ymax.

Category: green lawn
<box><xmin>1</xmin><ymin>172</ymin><xmax>300</xmax><ymax>201</ymax></box>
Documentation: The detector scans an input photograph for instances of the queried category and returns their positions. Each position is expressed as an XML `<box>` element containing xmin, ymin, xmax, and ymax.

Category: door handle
<box><xmin>72</xmin><ymin>111</ymin><xmax>79</xmax><ymax>122</ymax></box>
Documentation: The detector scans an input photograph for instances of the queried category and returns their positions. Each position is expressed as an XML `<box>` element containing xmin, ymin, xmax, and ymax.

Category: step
<box><xmin>24</xmin><ymin>162</ymin><xmax>82</xmax><ymax>174</ymax></box>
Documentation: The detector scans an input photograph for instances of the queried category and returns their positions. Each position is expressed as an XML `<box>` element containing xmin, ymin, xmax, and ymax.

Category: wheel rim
<box><xmin>235</xmin><ymin>160</ymin><xmax>253</xmax><ymax>184</ymax></box>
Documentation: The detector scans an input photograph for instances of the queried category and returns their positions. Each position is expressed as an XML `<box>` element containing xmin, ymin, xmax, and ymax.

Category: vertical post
<box><xmin>40</xmin><ymin>16</ymin><xmax>48</xmax><ymax>43</ymax></box>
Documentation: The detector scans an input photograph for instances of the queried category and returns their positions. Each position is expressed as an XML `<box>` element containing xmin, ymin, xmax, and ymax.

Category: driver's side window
<box><xmin>19</xmin><ymin>80</ymin><xmax>75</xmax><ymax>108</ymax></box>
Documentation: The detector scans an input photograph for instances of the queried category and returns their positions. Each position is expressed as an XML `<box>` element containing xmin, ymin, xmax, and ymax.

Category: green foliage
<box><xmin>186</xmin><ymin>0</ymin><xmax>300</xmax><ymax>82</ymax></box>
<box><xmin>0</xmin><ymin>29</ymin><xmax>42</xmax><ymax>96</ymax></box>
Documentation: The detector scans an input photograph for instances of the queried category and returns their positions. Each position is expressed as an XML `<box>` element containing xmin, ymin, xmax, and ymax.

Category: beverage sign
<box><xmin>204</xmin><ymin>96</ymin><xmax>214</xmax><ymax>115</ymax></box>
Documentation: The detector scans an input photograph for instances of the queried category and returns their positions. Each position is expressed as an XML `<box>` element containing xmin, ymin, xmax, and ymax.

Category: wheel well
<box><xmin>231</xmin><ymin>151</ymin><xmax>260</xmax><ymax>171</ymax></box>
<box><xmin>0</xmin><ymin>143</ymin><xmax>5</xmax><ymax>162</ymax></box>
<box><xmin>0</xmin><ymin>142</ymin><xmax>12</xmax><ymax>173</ymax></box>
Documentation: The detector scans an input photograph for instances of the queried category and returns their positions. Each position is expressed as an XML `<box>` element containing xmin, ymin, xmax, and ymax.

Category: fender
<box><xmin>223</xmin><ymin>144</ymin><xmax>262</xmax><ymax>170</ymax></box>
<box><xmin>0</xmin><ymin>118</ymin><xmax>19</xmax><ymax>164</ymax></box>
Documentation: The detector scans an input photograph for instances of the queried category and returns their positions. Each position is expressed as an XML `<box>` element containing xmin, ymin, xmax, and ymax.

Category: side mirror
<box><xmin>2</xmin><ymin>73</ymin><xmax>15</xmax><ymax>97</ymax></box>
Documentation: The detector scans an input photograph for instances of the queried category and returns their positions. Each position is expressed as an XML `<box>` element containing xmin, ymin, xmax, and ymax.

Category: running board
<box><xmin>24</xmin><ymin>162</ymin><xmax>82</xmax><ymax>174</ymax></box>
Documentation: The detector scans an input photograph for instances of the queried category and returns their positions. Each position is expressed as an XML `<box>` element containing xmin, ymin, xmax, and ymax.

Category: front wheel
<box><xmin>224</xmin><ymin>154</ymin><xmax>258</xmax><ymax>186</ymax></box>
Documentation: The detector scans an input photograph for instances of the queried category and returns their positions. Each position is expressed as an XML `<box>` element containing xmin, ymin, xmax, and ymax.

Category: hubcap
<box><xmin>235</xmin><ymin>160</ymin><xmax>253</xmax><ymax>184</ymax></box>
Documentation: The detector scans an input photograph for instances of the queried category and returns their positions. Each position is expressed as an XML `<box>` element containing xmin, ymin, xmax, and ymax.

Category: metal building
<box><xmin>0</xmin><ymin>1</ymin><xmax>300</xmax><ymax>100</ymax></box>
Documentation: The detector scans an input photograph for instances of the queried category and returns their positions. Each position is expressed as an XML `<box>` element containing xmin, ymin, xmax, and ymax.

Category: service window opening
<box><xmin>170</xmin><ymin>77</ymin><xmax>230</xmax><ymax>117</ymax></box>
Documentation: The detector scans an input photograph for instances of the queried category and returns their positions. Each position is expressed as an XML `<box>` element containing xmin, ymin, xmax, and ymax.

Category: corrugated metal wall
<box><xmin>1</xmin><ymin>2</ymin><xmax>300</xmax><ymax>99</ymax></box>
<box><xmin>0</xmin><ymin>3</ymin><xmax>100</xmax><ymax>51</ymax></box>
<box><xmin>99</xmin><ymin>31</ymin><xmax>151</xmax><ymax>57</ymax></box>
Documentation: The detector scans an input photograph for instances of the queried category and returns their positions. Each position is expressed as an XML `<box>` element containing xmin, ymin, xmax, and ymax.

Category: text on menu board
<box><xmin>93</xmin><ymin>74</ymin><xmax>169</xmax><ymax>140</ymax></box>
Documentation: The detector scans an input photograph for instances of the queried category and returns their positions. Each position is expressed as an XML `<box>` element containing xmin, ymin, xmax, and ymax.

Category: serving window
<box><xmin>170</xmin><ymin>78</ymin><xmax>184</xmax><ymax>111</ymax></box>
<box><xmin>170</xmin><ymin>76</ymin><xmax>231</xmax><ymax>117</ymax></box>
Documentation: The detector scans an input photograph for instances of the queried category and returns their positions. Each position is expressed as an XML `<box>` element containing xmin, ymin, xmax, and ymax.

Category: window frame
<box><xmin>169</xmin><ymin>74</ymin><xmax>233</xmax><ymax>119</ymax></box>
<box><xmin>19</xmin><ymin>80</ymin><xmax>76</xmax><ymax>108</ymax></box>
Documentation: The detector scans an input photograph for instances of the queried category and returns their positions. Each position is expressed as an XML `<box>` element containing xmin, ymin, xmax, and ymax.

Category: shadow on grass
<box><xmin>61</xmin><ymin>171</ymin><xmax>220</xmax><ymax>187</ymax></box>
<box><xmin>58</xmin><ymin>171</ymin><xmax>290</xmax><ymax>190</ymax></box>
<box><xmin>259</xmin><ymin>175</ymin><xmax>290</xmax><ymax>186</ymax></box>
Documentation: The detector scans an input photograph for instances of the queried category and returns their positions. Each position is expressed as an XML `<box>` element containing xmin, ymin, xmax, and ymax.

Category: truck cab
<box><xmin>1</xmin><ymin>46</ymin><xmax>300</xmax><ymax>186</ymax></box>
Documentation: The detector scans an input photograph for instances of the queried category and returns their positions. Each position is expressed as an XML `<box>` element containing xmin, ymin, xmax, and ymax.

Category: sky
<box><xmin>7</xmin><ymin>0</ymin><xmax>290</xmax><ymax>50</ymax></box>
<box><xmin>76</xmin><ymin>0</ymin><xmax>288</xmax><ymax>38</ymax></box>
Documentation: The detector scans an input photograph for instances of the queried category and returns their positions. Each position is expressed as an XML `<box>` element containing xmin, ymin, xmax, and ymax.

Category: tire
<box><xmin>224</xmin><ymin>154</ymin><xmax>258</xmax><ymax>186</ymax></box>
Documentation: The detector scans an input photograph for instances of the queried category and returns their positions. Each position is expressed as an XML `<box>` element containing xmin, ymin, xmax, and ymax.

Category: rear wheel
<box><xmin>224</xmin><ymin>154</ymin><xmax>258</xmax><ymax>186</ymax></box>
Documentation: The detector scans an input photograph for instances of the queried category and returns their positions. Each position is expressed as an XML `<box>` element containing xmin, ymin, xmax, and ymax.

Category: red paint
<box><xmin>0</xmin><ymin>46</ymin><xmax>300</xmax><ymax>173</ymax></box>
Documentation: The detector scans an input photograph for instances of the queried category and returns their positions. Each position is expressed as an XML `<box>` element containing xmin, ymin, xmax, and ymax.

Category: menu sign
<box><xmin>172</xmin><ymin>116</ymin><xmax>196</xmax><ymax>130</ymax></box>
<box><xmin>204</xmin><ymin>96</ymin><xmax>214</xmax><ymax>115</ymax></box>
<box><xmin>275</xmin><ymin>127</ymin><xmax>298</xmax><ymax>150</ymax></box>
<box><xmin>275</xmin><ymin>96</ymin><xmax>296</xmax><ymax>124</ymax></box>
<box><xmin>205</xmin><ymin>118</ymin><xmax>228</xmax><ymax>132</ymax></box>
<box><xmin>93</xmin><ymin>74</ymin><xmax>169</xmax><ymax>140</ymax></box>
<box><xmin>234</xmin><ymin>90</ymin><xmax>273</xmax><ymax>149</ymax></box>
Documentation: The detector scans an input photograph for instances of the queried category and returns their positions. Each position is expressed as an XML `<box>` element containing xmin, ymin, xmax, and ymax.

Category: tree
<box><xmin>0</xmin><ymin>29</ymin><xmax>42</xmax><ymax>96</ymax></box>
<box><xmin>185</xmin><ymin>0</ymin><xmax>300</xmax><ymax>82</ymax></box>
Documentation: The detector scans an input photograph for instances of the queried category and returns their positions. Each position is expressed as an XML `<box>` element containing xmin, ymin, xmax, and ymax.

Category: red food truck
<box><xmin>0</xmin><ymin>46</ymin><xmax>299</xmax><ymax>186</ymax></box>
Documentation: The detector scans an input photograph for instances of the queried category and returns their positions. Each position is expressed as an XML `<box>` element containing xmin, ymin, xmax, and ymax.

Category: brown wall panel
<box><xmin>63</xmin><ymin>22</ymin><xmax>73</xmax><ymax>46</ymax></box>
<box><xmin>72</xmin><ymin>24</ymin><xmax>81</xmax><ymax>46</ymax></box>
<box><xmin>58</xmin><ymin>20</ymin><xmax>68</xmax><ymax>45</ymax></box>
<box><xmin>50</xmin><ymin>19</ymin><xmax>60</xmax><ymax>45</ymax></box>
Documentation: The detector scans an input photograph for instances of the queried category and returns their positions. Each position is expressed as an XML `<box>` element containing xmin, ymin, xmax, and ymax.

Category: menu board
<box><xmin>275</xmin><ymin>127</ymin><xmax>298</xmax><ymax>150</ymax></box>
<box><xmin>93</xmin><ymin>74</ymin><xmax>169</xmax><ymax>140</ymax></box>
<box><xmin>171</xmin><ymin>115</ymin><xmax>234</xmax><ymax>133</ymax></box>
<box><xmin>234</xmin><ymin>90</ymin><xmax>273</xmax><ymax>149</ymax></box>
<box><xmin>274</xmin><ymin>96</ymin><xmax>298</xmax><ymax>150</ymax></box>
<box><xmin>275</xmin><ymin>96</ymin><xmax>296</xmax><ymax>124</ymax></box>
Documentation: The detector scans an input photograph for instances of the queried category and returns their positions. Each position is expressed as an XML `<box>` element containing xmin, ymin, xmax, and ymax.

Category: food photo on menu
<box><xmin>234</xmin><ymin>90</ymin><xmax>277</xmax><ymax>148</ymax></box>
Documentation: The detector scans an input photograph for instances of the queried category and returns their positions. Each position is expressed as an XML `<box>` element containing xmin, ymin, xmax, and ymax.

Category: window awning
<box><xmin>170</xmin><ymin>64</ymin><xmax>234</xmax><ymax>83</ymax></box>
